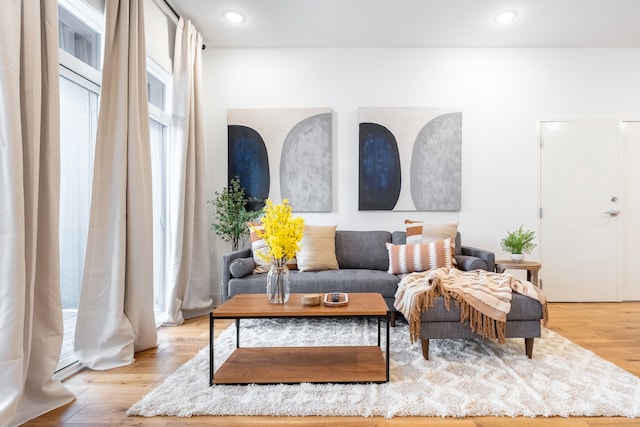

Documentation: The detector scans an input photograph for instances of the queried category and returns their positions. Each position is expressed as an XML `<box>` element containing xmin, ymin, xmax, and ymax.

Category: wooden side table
<box><xmin>495</xmin><ymin>260</ymin><xmax>541</xmax><ymax>287</ymax></box>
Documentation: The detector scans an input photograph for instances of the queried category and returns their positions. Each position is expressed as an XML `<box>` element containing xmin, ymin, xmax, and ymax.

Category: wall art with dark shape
<box><xmin>228</xmin><ymin>108</ymin><xmax>332</xmax><ymax>212</ymax></box>
<box><xmin>359</xmin><ymin>122</ymin><xmax>402</xmax><ymax>210</ymax></box>
<box><xmin>359</xmin><ymin>108</ymin><xmax>462</xmax><ymax>211</ymax></box>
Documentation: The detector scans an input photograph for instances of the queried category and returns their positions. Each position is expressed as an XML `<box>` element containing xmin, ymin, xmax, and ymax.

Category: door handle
<box><xmin>605</xmin><ymin>209</ymin><xmax>621</xmax><ymax>216</ymax></box>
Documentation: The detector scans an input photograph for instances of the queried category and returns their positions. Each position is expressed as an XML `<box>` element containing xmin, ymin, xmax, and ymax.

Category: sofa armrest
<box><xmin>458</xmin><ymin>246</ymin><xmax>495</xmax><ymax>272</ymax></box>
<box><xmin>221</xmin><ymin>248</ymin><xmax>252</xmax><ymax>302</ymax></box>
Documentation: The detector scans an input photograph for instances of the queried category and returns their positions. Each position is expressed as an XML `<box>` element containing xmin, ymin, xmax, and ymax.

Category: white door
<box><xmin>539</xmin><ymin>120</ymin><xmax>620</xmax><ymax>302</ymax></box>
<box><xmin>620</xmin><ymin>121</ymin><xmax>640</xmax><ymax>301</ymax></box>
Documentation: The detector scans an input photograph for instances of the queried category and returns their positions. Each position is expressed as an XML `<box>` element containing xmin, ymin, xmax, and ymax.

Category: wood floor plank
<box><xmin>23</xmin><ymin>302</ymin><xmax>640</xmax><ymax>426</ymax></box>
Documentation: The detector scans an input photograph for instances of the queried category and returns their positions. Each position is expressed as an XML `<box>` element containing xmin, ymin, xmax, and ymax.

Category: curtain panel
<box><xmin>74</xmin><ymin>0</ymin><xmax>158</xmax><ymax>370</ymax></box>
<box><xmin>0</xmin><ymin>1</ymin><xmax>75</xmax><ymax>425</ymax></box>
<box><xmin>164</xmin><ymin>18</ymin><xmax>213</xmax><ymax>326</ymax></box>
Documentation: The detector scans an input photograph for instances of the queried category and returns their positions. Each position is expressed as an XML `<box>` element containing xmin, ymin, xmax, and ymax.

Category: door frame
<box><xmin>536</xmin><ymin>117</ymin><xmax>640</xmax><ymax>301</ymax></box>
<box><xmin>619</xmin><ymin>120</ymin><xmax>640</xmax><ymax>301</ymax></box>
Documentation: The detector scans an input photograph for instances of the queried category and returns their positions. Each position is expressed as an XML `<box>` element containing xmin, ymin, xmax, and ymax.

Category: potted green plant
<box><xmin>500</xmin><ymin>225</ymin><xmax>536</xmax><ymax>261</ymax></box>
<box><xmin>208</xmin><ymin>177</ymin><xmax>262</xmax><ymax>251</ymax></box>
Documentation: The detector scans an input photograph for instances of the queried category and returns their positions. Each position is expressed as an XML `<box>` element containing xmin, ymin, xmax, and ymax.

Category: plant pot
<box><xmin>510</xmin><ymin>253</ymin><xmax>525</xmax><ymax>262</ymax></box>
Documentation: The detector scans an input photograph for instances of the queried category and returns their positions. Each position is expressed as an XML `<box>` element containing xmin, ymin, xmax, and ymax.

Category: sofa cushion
<box><xmin>335</xmin><ymin>230</ymin><xmax>391</xmax><ymax>270</ymax></box>
<box><xmin>227</xmin><ymin>274</ymin><xmax>271</xmax><ymax>299</ymax></box>
<box><xmin>404</xmin><ymin>221</ymin><xmax>460</xmax><ymax>261</ymax></box>
<box><xmin>386</xmin><ymin>240</ymin><xmax>452</xmax><ymax>274</ymax></box>
<box><xmin>420</xmin><ymin>293</ymin><xmax>543</xmax><ymax>322</ymax></box>
<box><xmin>405</xmin><ymin>220</ymin><xmax>458</xmax><ymax>244</ymax></box>
<box><xmin>392</xmin><ymin>230</ymin><xmax>462</xmax><ymax>256</ymax></box>
<box><xmin>247</xmin><ymin>221</ymin><xmax>272</xmax><ymax>273</ymax></box>
<box><xmin>290</xmin><ymin>269</ymin><xmax>399</xmax><ymax>298</ymax></box>
<box><xmin>229</xmin><ymin>257</ymin><xmax>255</xmax><ymax>278</ymax></box>
<box><xmin>296</xmin><ymin>225</ymin><xmax>339</xmax><ymax>272</ymax></box>
<box><xmin>227</xmin><ymin>269</ymin><xmax>400</xmax><ymax>300</ymax></box>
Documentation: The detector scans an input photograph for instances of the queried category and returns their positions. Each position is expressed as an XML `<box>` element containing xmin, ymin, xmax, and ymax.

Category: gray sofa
<box><xmin>222</xmin><ymin>229</ymin><xmax>545</xmax><ymax>358</ymax></box>
<box><xmin>221</xmin><ymin>230</ymin><xmax>495</xmax><ymax>320</ymax></box>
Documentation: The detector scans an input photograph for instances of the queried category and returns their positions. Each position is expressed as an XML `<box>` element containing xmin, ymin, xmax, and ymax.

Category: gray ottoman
<box><xmin>419</xmin><ymin>292</ymin><xmax>544</xmax><ymax>359</ymax></box>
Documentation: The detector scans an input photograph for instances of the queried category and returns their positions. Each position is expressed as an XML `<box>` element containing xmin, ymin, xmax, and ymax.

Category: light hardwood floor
<box><xmin>25</xmin><ymin>302</ymin><xmax>640</xmax><ymax>426</ymax></box>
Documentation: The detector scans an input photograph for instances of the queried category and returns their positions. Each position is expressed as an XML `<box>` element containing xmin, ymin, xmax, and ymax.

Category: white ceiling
<box><xmin>168</xmin><ymin>0</ymin><xmax>640</xmax><ymax>49</ymax></box>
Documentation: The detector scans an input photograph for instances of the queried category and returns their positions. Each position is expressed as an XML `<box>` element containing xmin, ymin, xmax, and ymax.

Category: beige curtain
<box><xmin>74</xmin><ymin>0</ymin><xmax>158</xmax><ymax>370</ymax></box>
<box><xmin>163</xmin><ymin>18</ymin><xmax>213</xmax><ymax>326</ymax></box>
<box><xmin>0</xmin><ymin>1</ymin><xmax>75</xmax><ymax>425</ymax></box>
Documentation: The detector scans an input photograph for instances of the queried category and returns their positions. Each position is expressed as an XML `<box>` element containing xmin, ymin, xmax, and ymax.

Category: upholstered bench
<box><xmin>419</xmin><ymin>292</ymin><xmax>545</xmax><ymax>359</ymax></box>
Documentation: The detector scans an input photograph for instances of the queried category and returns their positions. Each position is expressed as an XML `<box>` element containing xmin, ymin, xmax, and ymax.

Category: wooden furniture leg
<box><xmin>525</xmin><ymin>337</ymin><xmax>534</xmax><ymax>358</ymax></box>
<box><xmin>421</xmin><ymin>337</ymin><xmax>534</xmax><ymax>360</ymax></box>
<box><xmin>421</xmin><ymin>339</ymin><xmax>430</xmax><ymax>360</ymax></box>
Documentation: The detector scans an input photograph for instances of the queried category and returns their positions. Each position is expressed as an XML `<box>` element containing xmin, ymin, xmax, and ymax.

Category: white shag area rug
<box><xmin>127</xmin><ymin>317</ymin><xmax>640</xmax><ymax>418</ymax></box>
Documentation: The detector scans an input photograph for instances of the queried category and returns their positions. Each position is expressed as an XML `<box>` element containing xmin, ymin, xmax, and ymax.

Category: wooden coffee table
<box><xmin>209</xmin><ymin>293</ymin><xmax>390</xmax><ymax>385</ymax></box>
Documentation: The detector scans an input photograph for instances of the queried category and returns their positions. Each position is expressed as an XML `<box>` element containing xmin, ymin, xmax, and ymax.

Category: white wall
<box><xmin>201</xmin><ymin>48</ymin><xmax>640</xmax><ymax>302</ymax></box>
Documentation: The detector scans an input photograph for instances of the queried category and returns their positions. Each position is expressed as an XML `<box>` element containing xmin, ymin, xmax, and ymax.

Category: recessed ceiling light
<box><xmin>493</xmin><ymin>10</ymin><xmax>517</xmax><ymax>23</ymax></box>
<box><xmin>223</xmin><ymin>10</ymin><xmax>245</xmax><ymax>24</ymax></box>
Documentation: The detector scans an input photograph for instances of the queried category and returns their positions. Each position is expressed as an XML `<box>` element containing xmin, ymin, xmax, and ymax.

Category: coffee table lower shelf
<box><xmin>212</xmin><ymin>346</ymin><xmax>387</xmax><ymax>385</ymax></box>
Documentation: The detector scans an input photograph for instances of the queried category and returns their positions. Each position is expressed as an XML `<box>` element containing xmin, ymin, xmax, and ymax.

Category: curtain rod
<box><xmin>162</xmin><ymin>0</ymin><xmax>179</xmax><ymax>18</ymax></box>
<box><xmin>162</xmin><ymin>0</ymin><xmax>207</xmax><ymax>50</ymax></box>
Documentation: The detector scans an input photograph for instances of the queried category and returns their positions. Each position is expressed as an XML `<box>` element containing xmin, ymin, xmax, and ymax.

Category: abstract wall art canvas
<box><xmin>228</xmin><ymin>108</ymin><xmax>332</xmax><ymax>212</ymax></box>
<box><xmin>359</xmin><ymin>107</ymin><xmax>462</xmax><ymax>211</ymax></box>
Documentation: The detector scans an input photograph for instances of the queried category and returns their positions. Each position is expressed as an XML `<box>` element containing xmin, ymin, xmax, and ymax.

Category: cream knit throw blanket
<box><xmin>394</xmin><ymin>267</ymin><xmax>548</xmax><ymax>344</ymax></box>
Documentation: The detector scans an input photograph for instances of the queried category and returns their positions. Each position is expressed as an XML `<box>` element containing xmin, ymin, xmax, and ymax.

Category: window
<box><xmin>147</xmin><ymin>59</ymin><xmax>172</xmax><ymax>322</ymax></box>
<box><xmin>147</xmin><ymin>71</ymin><xmax>166</xmax><ymax>110</ymax></box>
<box><xmin>58</xmin><ymin>0</ymin><xmax>103</xmax><ymax>85</ymax></box>
<box><xmin>58</xmin><ymin>6</ymin><xmax>101</xmax><ymax>70</ymax></box>
<box><xmin>56</xmin><ymin>0</ymin><xmax>173</xmax><ymax>372</ymax></box>
<box><xmin>57</xmin><ymin>0</ymin><xmax>104</xmax><ymax>373</ymax></box>
<box><xmin>59</xmin><ymin>71</ymin><xmax>98</xmax><ymax>310</ymax></box>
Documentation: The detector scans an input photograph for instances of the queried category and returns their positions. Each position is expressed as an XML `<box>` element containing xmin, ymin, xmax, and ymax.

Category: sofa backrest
<box><xmin>334</xmin><ymin>230</ymin><xmax>391</xmax><ymax>271</ymax></box>
<box><xmin>392</xmin><ymin>231</ymin><xmax>462</xmax><ymax>256</ymax></box>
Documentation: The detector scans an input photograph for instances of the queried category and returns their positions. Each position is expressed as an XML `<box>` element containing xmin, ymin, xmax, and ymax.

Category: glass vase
<box><xmin>266</xmin><ymin>263</ymin><xmax>290</xmax><ymax>304</ymax></box>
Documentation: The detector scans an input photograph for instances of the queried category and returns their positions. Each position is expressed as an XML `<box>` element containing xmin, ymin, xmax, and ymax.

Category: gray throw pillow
<box><xmin>229</xmin><ymin>257</ymin><xmax>256</xmax><ymax>278</ymax></box>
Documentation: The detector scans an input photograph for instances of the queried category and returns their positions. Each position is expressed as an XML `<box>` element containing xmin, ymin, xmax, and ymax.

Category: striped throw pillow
<box><xmin>405</xmin><ymin>220</ymin><xmax>458</xmax><ymax>265</ymax></box>
<box><xmin>385</xmin><ymin>239</ymin><xmax>452</xmax><ymax>275</ymax></box>
<box><xmin>247</xmin><ymin>222</ymin><xmax>272</xmax><ymax>273</ymax></box>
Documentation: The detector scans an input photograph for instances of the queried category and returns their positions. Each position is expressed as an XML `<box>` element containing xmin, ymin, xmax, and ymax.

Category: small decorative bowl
<box><xmin>301</xmin><ymin>294</ymin><xmax>322</xmax><ymax>306</ymax></box>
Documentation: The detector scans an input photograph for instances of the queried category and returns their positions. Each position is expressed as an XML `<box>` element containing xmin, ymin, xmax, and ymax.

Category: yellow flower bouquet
<box><xmin>253</xmin><ymin>198</ymin><xmax>305</xmax><ymax>266</ymax></box>
<box><xmin>251</xmin><ymin>199</ymin><xmax>304</xmax><ymax>303</ymax></box>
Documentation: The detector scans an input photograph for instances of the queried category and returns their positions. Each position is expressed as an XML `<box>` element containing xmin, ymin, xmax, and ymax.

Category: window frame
<box><xmin>146</xmin><ymin>57</ymin><xmax>173</xmax><ymax>322</ymax></box>
<box><xmin>56</xmin><ymin>0</ymin><xmax>104</xmax><ymax>376</ymax></box>
<box><xmin>147</xmin><ymin>58</ymin><xmax>173</xmax><ymax>125</ymax></box>
<box><xmin>58</xmin><ymin>0</ymin><xmax>104</xmax><ymax>85</ymax></box>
